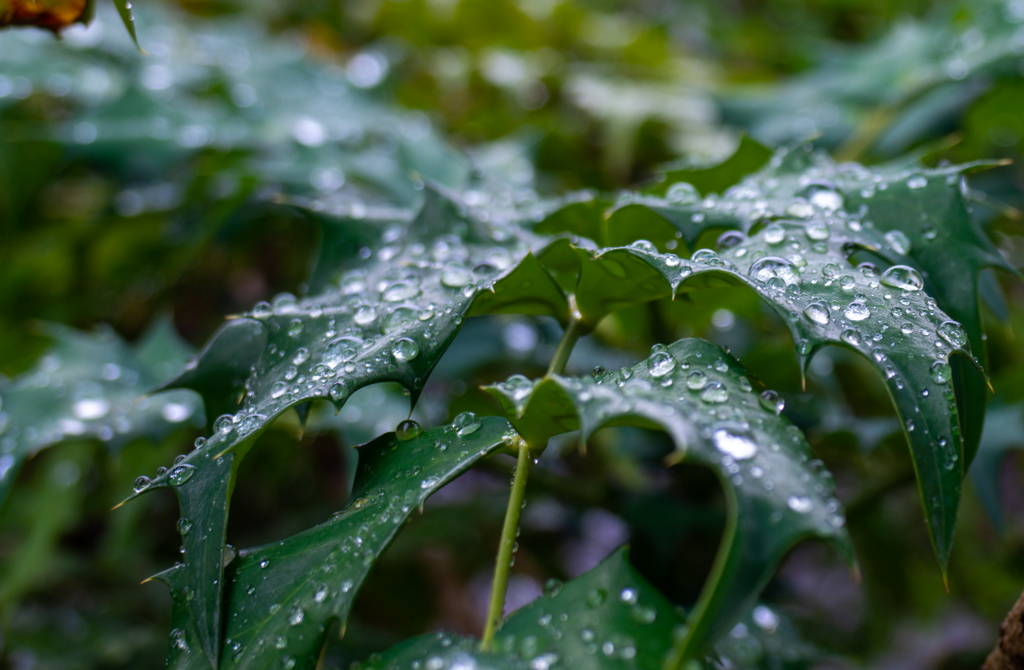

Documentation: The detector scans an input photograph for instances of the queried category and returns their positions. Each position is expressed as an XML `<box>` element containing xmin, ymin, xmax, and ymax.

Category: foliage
<box><xmin>1</xmin><ymin>1</ymin><xmax>1024</xmax><ymax>670</ymax></box>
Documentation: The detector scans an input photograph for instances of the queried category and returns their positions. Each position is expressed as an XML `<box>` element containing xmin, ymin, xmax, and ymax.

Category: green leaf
<box><xmin>527</xmin><ymin>148</ymin><xmax>998</xmax><ymax>572</ymax></box>
<box><xmin>484</xmin><ymin>339</ymin><xmax>852</xmax><ymax>661</ymax></box>
<box><xmin>218</xmin><ymin>417</ymin><xmax>511</xmax><ymax>668</ymax></box>
<box><xmin>111</xmin><ymin>0</ymin><xmax>142</xmax><ymax>51</ymax></box>
<box><xmin>0</xmin><ymin>319</ymin><xmax>199</xmax><ymax>510</ymax></box>
<box><xmin>356</xmin><ymin>547</ymin><xmax>684</xmax><ymax>670</ymax></box>
<box><xmin>968</xmin><ymin>404</ymin><xmax>1024</xmax><ymax>530</ymax></box>
<box><xmin>354</xmin><ymin>548</ymin><xmax>819</xmax><ymax>670</ymax></box>
<box><xmin>130</xmin><ymin>187</ymin><xmax>563</xmax><ymax>664</ymax></box>
<box><xmin>650</xmin><ymin>135</ymin><xmax>773</xmax><ymax>197</ymax></box>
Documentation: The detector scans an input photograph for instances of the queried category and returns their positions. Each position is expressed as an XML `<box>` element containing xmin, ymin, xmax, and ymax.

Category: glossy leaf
<box><xmin>0</xmin><ymin>319</ymin><xmax>199</xmax><ymax>509</ymax></box>
<box><xmin>163</xmin><ymin>417</ymin><xmax>511</xmax><ymax>669</ymax></box>
<box><xmin>532</xmin><ymin>149</ymin><xmax>996</xmax><ymax>572</ymax></box>
<box><xmin>485</xmin><ymin>339</ymin><xmax>852</xmax><ymax>661</ymax></box>
<box><xmin>130</xmin><ymin>187</ymin><xmax>564</xmax><ymax>664</ymax></box>
<box><xmin>354</xmin><ymin>547</ymin><xmax>816</xmax><ymax>670</ymax></box>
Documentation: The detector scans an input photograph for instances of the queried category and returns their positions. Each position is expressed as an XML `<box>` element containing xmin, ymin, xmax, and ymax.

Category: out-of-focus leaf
<box><xmin>0</xmin><ymin>318</ymin><xmax>199</xmax><ymax>509</ymax></box>
<box><xmin>485</xmin><ymin>339</ymin><xmax>851</xmax><ymax>661</ymax></box>
<box><xmin>968</xmin><ymin>404</ymin><xmax>1024</xmax><ymax>530</ymax></box>
<box><xmin>650</xmin><ymin>135</ymin><xmax>773</xmax><ymax>197</ymax></box>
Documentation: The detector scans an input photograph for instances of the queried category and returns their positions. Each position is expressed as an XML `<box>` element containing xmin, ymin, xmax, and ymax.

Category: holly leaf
<box><xmin>354</xmin><ymin>547</ymin><xmax>817</xmax><ymax>670</ymax></box>
<box><xmin>154</xmin><ymin>417</ymin><xmax>513</xmax><ymax>669</ymax></box>
<box><xmin>529</xmin><ymin>149</ymin><xmax>997</xmax><ymax>573</ymax></box>
<box><xmin>128</xmin><ymin>187</ymin><xmax>566</xmax><ymax>665</ymax></box>
<box><xmin>650</xmin><ymin>135</ymin><xmax>773</xmax><ymax>197</ymax></box>
<box><xmin>0</xmin><ymin>318</ymin><xmax>199</xmax><ymax>510</ymax></box>
<box><xmin>484</xmin><ymin>339</ymin><xmax>852</xmax><ymax>661</ymax></box>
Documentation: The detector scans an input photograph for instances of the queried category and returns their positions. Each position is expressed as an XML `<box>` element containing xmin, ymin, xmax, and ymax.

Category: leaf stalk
<box><xmin>481</xmin><ymin>437</ymin><xmax>533</xmax><ymax>650</ymax></box>
<box><xmin>546</xmin><ymin>295</ymin><xmax>584</xmax><ymax>377</ymax></box>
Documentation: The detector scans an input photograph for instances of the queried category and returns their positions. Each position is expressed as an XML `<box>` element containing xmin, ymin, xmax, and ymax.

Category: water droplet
<box><xmin>176</xmin><ymin>517</ymin><xmax>193</xmax><ymax>535</ymax></box>
<box><xmin>543</xmin><ymin>578</ymin><xmax>564</xmax><ymax>596</ymax></box>
<box><xmin>323</xmin><ymin>337</ymin><xmax>363</xmax><ymax>369</ymax></box>
<box><xmin>686</xmin><ymin>370</ymin><xmax>707</xmax><ymax>390</ymax></box>
<box><xmin>700</xmin><ymin>382</ymin><xmax>729</xmax><ymax>403</ymax></box>
<box><xmin>937</xmin><ymin>321</ymin><xmax>968</xmax><ymax>348</ymax></box>
<box><xmin>252</xmin><ymin>302</ymin><xmax>273</xmax><ymax>318</ymax></box>
<box><xmin>168</xmin><ymin>464</ymin><xmax>196</xmax><ymax>486</ymax></box>
<box><xmin>884</xmin><ymin>230</ymin><xmax>912</xmax><ymax>255</ymax></box>
<box><xmin>907</xmin><ymin>175</ymin><xmax>927</xmax><ymax>189</ymax></box>
<box><xmin>271</xmin><ymin>382</ymin><xmax>288</xmax><ymax>399</ymax></box>
<box><xmin>382</xmin><ymin>281</ymin><xmax>420</xmax><ymax>302</ymax></box>
<box><xmin>712</xmin><ymin>428</ymin><xmax>758</xmax><ymax>460</ymax></box>
<box><xmin>354</xmin><ymin>305</ymin><xmax>377</xmax><ymax>326</ymax></box>
<box><xmin>803</xmin><ymin>302</ymin><xmax>831</xmax><ymax>326</ymax></box>
<box><xmin>841</xmin><ymin>329</ymin><xmax>861</xmax><ymax>346</ymax></box>
<box><xmin>749</xmin><ymin>256</ymin><xmax>801</xmax><ymax>286</ymax></box>
<box><xmin>843</xmin><ymin>302</ymin><xmax>871</xmax><ymax>321</ymax></box>
<box><xmin>629</xmin><ymin>239</ymin><xmax>657</xmax><ymax>253</ymax></box>
<box><xmin>619</xmin><ymin>587</ymin><xmax>639</xmax><ymax>604</ymax></box>
<box><xmin>798</xmin><ymin>181</ymin><xmax>844</xmax><ymax>211</ymax></box>
<box><xmin>930</xmin><ymin>360</ymin><xmax>952</xmax><ymax>384</ymax></box>
<box><xmin>452</xmin><ymin>412</ymin><xmax>481</xmax><ymax>436</ymax></box>
<box><xmin>665</xmin><ymin>182</ymin><xmax>699</xmax><ymax>205</ymax></box>
<box><xmin>763</xmin><ymin>225</ymin><xmax>786</xmax><ymax>245</ymax></box>
<box><xmin>759</xmin><ymin>389</ymin><xmax>785</xmax><ymax>414</ymax></box>
<box><xmin>288</xmin><ymin>606</ymin><xmax>304</xmax><ymax>626</ymax></box>
<box><xmin>839</xmin><ymin>275</ymin><xmax>856</xmax><ymax>291</ymax></box>
<box><xmin>73</xmin><ymin>398</ymin><xmax>110</xmax><ymax>420</ymax></box>
<box><xmin>396</xmin><ymin>419</ymin><xmax>422</xmax><ymax>441</ymax></box>
<box><xmin>880</xmin><ymin>265</ymin><xmax>923</xmax><ymax>291</ymax></box>
<box><xmin>441</xmin><ymin>264</ymin><xmax>473</xmax><ymax>288</ymax></box>
<box><xmin>787</xmin><ymin>496</ymin><xmax>813</xmax><ymax>513</ymax></box>
<box><xmin>133</xmin><ymin>476</ymin><xmax>152</xmax><ymax>493</ymax></box>
<box><xmin>805</xmin><ymin>221</ymin><xmax>831</xmax><ymax>241</ymax></box>
<box><xmin>393</xmin><ymin>338</ymin><xmax>419</xmax><ymax>363</ymax></box>
<box><xmin>648</xmin><ymin>351</ymin><xmax>676</xmax><ymax>378</ymax></box>
<box><xmin>716</xmin><ymin>231</ymin><xmax>746</xmax><ymax>251</ymax></box>
<box><xmin>287</xmin><ymin>319</ymin><xmax>304</xmax><ymax>338</ymax></box>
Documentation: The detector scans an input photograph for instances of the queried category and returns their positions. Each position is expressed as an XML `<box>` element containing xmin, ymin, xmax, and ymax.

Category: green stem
<box><xmin>481</xmin><ymin>296</ymin><xmax>584</xmax><ymax>649</ymax></box>
<box><xmin>481</xmin><ymin>438</ymin><xmax>533</xmax><ymax>650</ymax></box>
<box><xmin>547</xmin><ymin>296</ymin><xmax>584</xmax><ymax>377</ymax></box>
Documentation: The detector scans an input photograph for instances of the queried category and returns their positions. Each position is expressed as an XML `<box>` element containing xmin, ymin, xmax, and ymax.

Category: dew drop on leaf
<box><xmin>700</xmin><ymin>381</ymin><xmax>729</xmax><ymax>403</ymax></box>
<box><xmin>648</xmin><ymin>351</ymin><xmax>676</xmax><ymax>378</ymax></box>
<box><xmin>930</xmin><ymin>360</ymin><xmax>952</xmax><ymax>384</ymax></box>
<box><xmin>396</xmin><ymin>420</ymin><xmax>422</xmax><ymax>441</ymax></box>
<box><xmin>884</xmin><ymin>230</ymin><xmax>912</xmax><ymax>255</ymax></box>
<box><xmin>133</xmin><ymin>475</ymin><xmax>152</xmax><ymax>493</ymax></box>
<box><xmin>665</xmin><ymin>182</ymin><xmax>699</xmax><ymax>205</ymax></box>
<box><xmin>168</xmin><ymin>464</ymin><xmax>196</xmax><ymax>486</ymax></box>
<box><xmin>393</xmin><ymin>338</ymin><xmax>420</xmax><ymax>363</ymax></box>
<box><xmin>787</xmin><ymin>496</ymin><xmax>813</xmax><ymax>513</ymax></box>
<box><xmin>880</xmin><ymin>265</ymin><xmax>923</xmax><ymax>291</ymax></box>
<box><xmin>843</xmin><ymin>302</ymin><xmax>870</xmax><ymax>321</ymax></box>
<box><xmin>759</xmin><ymin>389</ymin><xmax>785</xmax><ymax>414</ymax></box>
<box><xmin>803</xmin><ymin>301</ymin><xmax>831</xmax><ymax>326</ymax></box>
<box><xmin>749</xmin><ymin>256</ymin><xmax>800</xmax><ymax>287</ymax></box>
<box><xmin>937</xmin><ymin>320</ymin><xmax>968</xmax><ymax>348</ymax></box>
<box><xmin>452</xmin><ymin>412</ymin><xmax>481</xmax><ymax>436</ymax></box>
<box><xmin>712</xmin><ymin>428</ymin><xmax>758</xmax><ymax>460</ymax></box>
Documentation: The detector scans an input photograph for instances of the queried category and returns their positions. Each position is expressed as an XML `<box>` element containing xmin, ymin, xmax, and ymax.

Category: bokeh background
<box><xmin>2</xmin><ymin>0</ymin><xmax>1024</xmax><ymax>667</ymax></box>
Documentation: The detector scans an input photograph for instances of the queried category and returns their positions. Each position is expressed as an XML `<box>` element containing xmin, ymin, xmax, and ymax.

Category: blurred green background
<box><xmin>1</xmin><ymin>0</ymin><xmax>1024</xmax><ymax>667</ymax></box>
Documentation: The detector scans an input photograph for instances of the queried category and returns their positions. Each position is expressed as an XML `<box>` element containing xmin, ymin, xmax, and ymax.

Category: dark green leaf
<box><xmin>484</xmin><ymin>339</ymin><xmax>852</xmax><ymax>661</ymax></box>
<box><xmin>0</xmin><ymin>320</ymin><xmax>198</xmax><ymax>509</ymax></box>
<box><xmin>217</xmin><ymin>417</ymin><xmax>513</xmax><ymax>668</ymax></box>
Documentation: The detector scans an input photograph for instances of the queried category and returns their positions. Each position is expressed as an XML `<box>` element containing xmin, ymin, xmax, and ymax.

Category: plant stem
<box><xmin>481</xmin><ymin>296</ymin><xmax>584</xmax><ymax>650</ymax></box>
<box><xmin>547</xmin><ymin>296</ymin><xmax>584</xmax><ymax>377</ymax></box>
<box><xmin>481</xmin><ymin>438</ymin><xmax>533</xmax><ymax>650</ymax></box>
